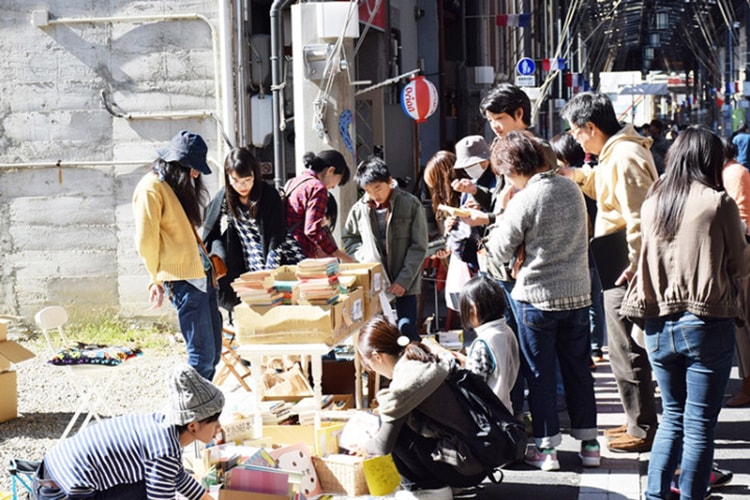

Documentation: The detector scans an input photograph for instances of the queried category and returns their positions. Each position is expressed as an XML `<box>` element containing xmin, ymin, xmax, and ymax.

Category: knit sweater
<box><xmin>486</xmin><ymin>171</ymin><xmax>591</xmax><ymax>309</ymax></box>
<box><xmin>572</xmin><ymin>125</ymin><xmax>658</xmax><ymax>273</ymax></box>
<box><xmin>132</xmin><ymin>172</ymin><xmax>205</xmax><ymax>287</ymax></box>
<box><xmin>621</xmin><ymin>182</ymin><xmax>750</xmax><ymax>320</ymax></box>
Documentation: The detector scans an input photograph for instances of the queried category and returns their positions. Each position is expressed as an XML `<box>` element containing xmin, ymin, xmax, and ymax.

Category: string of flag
<box><xmin>542</xmin><ymin>58</ymin><xmax>566</xmax><ymax>72</ymax></box>
<box><xmin>496</xmin><ymin>14</ymin><xmax>531</xmax><ymax>27</ymax></box>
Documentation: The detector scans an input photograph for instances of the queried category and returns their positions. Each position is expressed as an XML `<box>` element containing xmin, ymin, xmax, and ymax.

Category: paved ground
<box><xmin>468</xmin><ymin>355</ymin><xmax>750</xmax><ymax>500</ymax></box>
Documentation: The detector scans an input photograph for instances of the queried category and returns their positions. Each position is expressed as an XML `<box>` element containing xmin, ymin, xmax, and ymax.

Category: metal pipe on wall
<box><xmin>42</xmin><ymin>12</ymin><xmax>229</xmax><ymax>161</ymax></box>
<box><xmin>270</xmin><ymin>0</ymin><xmax>295</xmax><ymax>190</ymax></box>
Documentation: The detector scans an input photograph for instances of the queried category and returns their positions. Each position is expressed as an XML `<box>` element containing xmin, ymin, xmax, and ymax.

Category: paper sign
<box><xmin>378</xmin><ymin>291</ymin><xmax>397</xmax><ymax>324</ymax></box>
<box><xmin>362</xmin><ymin>454</ymin><xmax>401</xmax><ymax>496</ymax></box>
<box><xmin>222</xmin><ymin>419</ymin><xmax>256</xmax><ymax>444</ymax></box>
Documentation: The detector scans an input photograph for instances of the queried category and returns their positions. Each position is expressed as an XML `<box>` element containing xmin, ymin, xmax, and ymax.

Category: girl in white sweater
<box><xmin>455</xmin><ymin>275</ymin><xmax>520</xmax><ymax>415</ymax></box>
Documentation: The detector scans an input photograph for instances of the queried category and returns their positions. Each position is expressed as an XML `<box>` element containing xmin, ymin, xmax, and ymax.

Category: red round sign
<box><xmin>400</xmin><ymin>76</ymin><xmax>438</xmax><ymax>123</ymax></box>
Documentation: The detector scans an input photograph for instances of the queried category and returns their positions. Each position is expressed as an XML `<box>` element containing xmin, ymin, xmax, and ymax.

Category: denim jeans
<box><xmin>395</xmin><ymin>294</ymin><xmax>420</xmax><ymax>342</ymax></box>
<box><xmin>644</xmin><ymin>312</ymin><xmax>735</xmax><ymax>500</ymax></box>
<box><xmin>516</xmin><ymin>302</ymin><xmax>597</xmax><ymax>449</ymax></box>
<box><xmin>164</xmin><ymin>279</ymin><xmax>223</xmax><ymax>380</ymax></box>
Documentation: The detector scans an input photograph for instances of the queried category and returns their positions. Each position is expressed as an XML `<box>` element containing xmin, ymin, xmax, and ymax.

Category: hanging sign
<box><xmin>400</xmin><ymin>76</ymin><xmax>439</xmax><ymax>123</ymax></box>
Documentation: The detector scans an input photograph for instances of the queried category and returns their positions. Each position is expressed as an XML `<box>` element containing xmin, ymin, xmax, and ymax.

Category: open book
<box><xmin>437</xmin><ymin>204</ymin><xmax>472</xmax><ymax>218</ymax></box>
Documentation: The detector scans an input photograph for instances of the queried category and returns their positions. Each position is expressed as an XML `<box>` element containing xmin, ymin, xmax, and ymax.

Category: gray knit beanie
<box><xmin>168</xmin><ymin>365</ymin><xmax>225</xmax><ymax>425</ymax></box>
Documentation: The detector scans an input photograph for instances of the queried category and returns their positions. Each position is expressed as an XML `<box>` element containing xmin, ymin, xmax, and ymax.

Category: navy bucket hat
<box><xmin>157</xmin><ymin>130</ymin><xmax>211</xmax><ymax>175</ymax></box>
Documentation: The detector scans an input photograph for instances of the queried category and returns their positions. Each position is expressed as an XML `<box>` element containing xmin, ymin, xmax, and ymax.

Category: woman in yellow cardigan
<box><xmin>132</xmin><ymin>130</ymin><xmax>222</xmax><ymax>380</ymax></box>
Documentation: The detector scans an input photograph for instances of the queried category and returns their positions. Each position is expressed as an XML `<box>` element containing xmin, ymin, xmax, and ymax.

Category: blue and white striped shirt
<box><xmin>44</xmin><ymin>413</ymin><xmax>205</xmax><ymax>500</ymax></box>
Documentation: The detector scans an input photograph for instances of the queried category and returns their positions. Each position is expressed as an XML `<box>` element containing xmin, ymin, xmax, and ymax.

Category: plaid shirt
<box><xmin>285</xmin><ymin>170</ymin><xmax>338</xmax><ymax>257</ymax></box>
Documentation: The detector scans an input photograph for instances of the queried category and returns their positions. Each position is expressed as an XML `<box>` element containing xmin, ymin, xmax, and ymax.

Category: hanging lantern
<box><xmin>400</xmin><ymin>75</ymin><xmax>438</xmax><ymax>123</ymax></box>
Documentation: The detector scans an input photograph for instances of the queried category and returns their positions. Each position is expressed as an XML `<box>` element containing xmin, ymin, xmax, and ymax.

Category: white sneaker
<box><xmin>524</xmin><ymin>446</ymin><xmax>560</xmax><ymax>471</ymax></box>
<box><xmin>395</xmin><ymin>485</ymin><xmax>454</xmax><ymax>500</ymax></box>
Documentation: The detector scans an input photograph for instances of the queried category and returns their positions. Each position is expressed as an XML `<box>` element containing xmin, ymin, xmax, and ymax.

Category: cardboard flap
<box><xmin>0</xmin><ymin>341</ymin><xmax>35</xmax><ymax>364</ymax></box>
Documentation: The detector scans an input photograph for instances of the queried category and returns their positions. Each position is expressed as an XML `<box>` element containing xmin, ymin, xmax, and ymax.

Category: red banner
<box><xmin>353</xmin><ymin>0</ymin><xmax>387</xmax><ymax>31</ymax></box>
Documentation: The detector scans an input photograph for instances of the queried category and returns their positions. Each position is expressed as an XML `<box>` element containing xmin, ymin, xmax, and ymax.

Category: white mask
<box><xmin>464</xmin><ymin>163</ymin><xmax>485</xmax><ymax>180</ymax></box>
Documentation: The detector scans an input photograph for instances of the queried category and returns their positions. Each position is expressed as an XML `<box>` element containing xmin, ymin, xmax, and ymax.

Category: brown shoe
<box><xmin>603</xmin><ymin>424</ymin><xmax>628</xmax><ymax>437</ymax></box>
<box><xmin>607</xmin><ymin>433</ymin><xmax>653</xmax><ymax>453</ymax></box>
<box><xmin>726</xmin><ymin>390</ymin><xmax>750</xmax><ymax>407</ymax></box>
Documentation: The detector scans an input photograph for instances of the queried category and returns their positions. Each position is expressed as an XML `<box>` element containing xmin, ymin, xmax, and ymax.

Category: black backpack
<box><xmin>438</xmin><ymin>368</ymin><xmax>528</xmax><ymax>482</ymax></box>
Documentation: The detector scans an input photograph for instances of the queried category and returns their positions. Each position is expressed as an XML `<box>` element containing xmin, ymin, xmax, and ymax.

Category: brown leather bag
<box><xmin>209</xmin><ymin>254</ymin><xmax>227</xmax><ymax>279</ymax></box>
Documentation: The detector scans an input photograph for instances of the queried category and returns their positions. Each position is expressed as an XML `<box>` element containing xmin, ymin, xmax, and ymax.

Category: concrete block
<box><xmin>14</xmin><ymin>250</ymin><xmax>118</xmax><ymax>277</ymax></box>
<box><xmin>11</xmin><ymin>226</ymin><xmax>117</xmax><ymax>252</ymax></box>
<box><xmin>10</xmin><ymin>196</ymin><xmax>114</xmax><ymax>226</ymax></box>
<box><xmin>0</xmin><ymin>168</ymin><xmax>114</xmax><ymax>199</ymax></box>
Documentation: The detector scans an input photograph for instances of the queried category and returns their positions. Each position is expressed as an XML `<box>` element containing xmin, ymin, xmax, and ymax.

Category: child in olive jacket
<box><xmin>342</xmin><ymin>157</ymin><xmax>428</xmax><ymax>341</ymax></box>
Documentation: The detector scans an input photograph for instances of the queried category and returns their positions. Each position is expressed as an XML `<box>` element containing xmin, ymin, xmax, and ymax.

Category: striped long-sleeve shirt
<box><xmin>44</xmin><ymin>413</ymin><xmax>205</xmax><ymax>500</ymax></box>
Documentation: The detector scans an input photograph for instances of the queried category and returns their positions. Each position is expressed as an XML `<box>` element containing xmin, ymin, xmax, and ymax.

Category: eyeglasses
<box><xmin>568</xmin><ymin>124</ymin><xmax>590</xmax><ymax>140</ymax></box>
<box><xmin>228</xmin><ymin>175</ymin><xmax>253</xmax><ymax>188</ymax></box>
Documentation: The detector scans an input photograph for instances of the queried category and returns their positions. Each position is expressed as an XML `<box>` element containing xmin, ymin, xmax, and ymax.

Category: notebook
<box><xmin>590</xmin><ymin>229</ymin><xmax>629</xmax><ymax>290</ymax></box>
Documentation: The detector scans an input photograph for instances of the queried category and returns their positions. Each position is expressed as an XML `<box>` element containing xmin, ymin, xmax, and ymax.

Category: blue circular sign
<box><xmin>517</xmin><ymin>58</ymin><xmax>536</xmax><ymax>76</ymax></box>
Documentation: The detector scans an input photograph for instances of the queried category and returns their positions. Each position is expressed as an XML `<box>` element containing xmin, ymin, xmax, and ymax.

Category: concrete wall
<box><xmin>0</xmin><ymin>0</ymin><xmax>222</xmax><ymax>318</ymax></box>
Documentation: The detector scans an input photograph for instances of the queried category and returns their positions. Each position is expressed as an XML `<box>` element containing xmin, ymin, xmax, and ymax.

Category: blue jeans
<box><xmin>164</xmin><ymin>280</ymin><xmax>223</xmax><ymax>380</ymax></box>
<box><xmin>516</xmin><ymin>302</ymin><xmax>597</xmax><ymax>449</ymax></box>
<box><xmin>395</xmin><ymin>294</ymin><xmax>420</xmax><ymax>342</ymax></box>
<box><xmin>644</xmin><ymin>312</ymin><xmax>735</xmax><ymax>500</ymax></box>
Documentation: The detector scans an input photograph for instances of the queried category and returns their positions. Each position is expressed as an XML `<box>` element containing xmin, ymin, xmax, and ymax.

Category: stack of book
<box><xmin>273</xmin><ymin>279</ymin><xmax>299</xmax><ymax>305</ymax></box>
<box><xmin>231</xmin><ymin>271</ymin><xmax>283</xmax><ymax>306</ymax></box>
<box><xmin>290</xmin><ymin>395</ymin><xmax>335</xmax><ymax>425</ymax></box>
<box><xmin>259</xmin><ymin>400</ymin><xmax>295</xmax><ymax>425</ymax></box>
<box><xmin>295</xmin><ymin>258</ymin><xmax>341</xmax><ymax>304</ymax></box>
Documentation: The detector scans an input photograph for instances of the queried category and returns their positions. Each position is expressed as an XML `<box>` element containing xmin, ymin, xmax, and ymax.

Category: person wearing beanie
<box><xmin>36</xmin><ymin>365</ymin><xmax>225</xmax><ymax>500</ymax></box>
<box><xmin>133</xmin><ymin>130</ymin><xmax>223</xmax><ymax>380</ymax></box>
<box><xmin>281</xmin><ymin>149</ymin><xmax>356</xmax><ymax>263</ymax></box>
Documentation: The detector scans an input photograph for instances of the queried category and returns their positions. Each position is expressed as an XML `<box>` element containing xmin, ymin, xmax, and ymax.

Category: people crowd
<box><xmin>62</xmin><ymin>81</ymin><xmax>747</xmax><ymax>499</ymax></box>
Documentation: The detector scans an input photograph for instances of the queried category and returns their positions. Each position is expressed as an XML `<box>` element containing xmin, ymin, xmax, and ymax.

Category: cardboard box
<box><xmin>0</xmin><ymin>319</ymin><xmax>35</xmax><ymax>373</ymax></box>
<box><xmin>0</xmin><ymin>320</ymin><xmax>34</xmax><ymax>424</ymax></box>
<box><xmin>262</xmin><ymin>420</ymin><xmax>346</xmax><ymax>455</ymax></box>
<box><xmin>338</xmin><ymin>263</ymin><xmax>384</xmax><ymax>298</ymax></box>
<box><xmin>0</xmin><ymin>371</ymin><xmax>18</xmax><ymax>423</ymax></box>
<box><xmin>339</xmin><ymin>263</ymin><xmax>384</xmax><ymax>320</ymax></box>
<box><xmin>235</xmin><ymin>288</ymin><xmax>364</xmax><ymax>346</ymax></box>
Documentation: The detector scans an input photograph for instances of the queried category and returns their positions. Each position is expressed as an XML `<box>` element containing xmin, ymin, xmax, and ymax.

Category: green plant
<box><xmin>28</xmin><ymin>314</ymin><xmax>177</xmax><ymax>353</ymax></box>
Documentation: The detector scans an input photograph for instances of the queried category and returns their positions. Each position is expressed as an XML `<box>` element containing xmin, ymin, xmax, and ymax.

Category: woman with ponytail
<box><xmin>356</xmin><ymin>316</ymin><xmax>486</xmax><ymax>500</ymax></box>
<box><xmin>282</xmin><ymin>150</ymin><xmax>355</xmax><ymax>263</ymax></box>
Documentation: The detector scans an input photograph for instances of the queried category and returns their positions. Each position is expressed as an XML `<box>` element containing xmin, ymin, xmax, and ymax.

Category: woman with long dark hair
<box><xmin>203</xmin><ymin>147</ymin><xmax>287</xmax><ymax>312</ymax></box>
<box><xmin>621</xmin><ymin>126</ymin><xmax>750</xmax><ymax>499</ymax></box>
<box><xmin>133</xmin><ymin>130</ymin><xmax>222</xmax><ymax>380</ymax></box>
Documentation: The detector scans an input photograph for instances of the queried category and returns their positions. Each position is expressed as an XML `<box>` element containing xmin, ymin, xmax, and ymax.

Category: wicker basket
<box><xmin>312</xmin><ymin>454</ymin><xmax>369</xmax><ymax>496</ymax></box>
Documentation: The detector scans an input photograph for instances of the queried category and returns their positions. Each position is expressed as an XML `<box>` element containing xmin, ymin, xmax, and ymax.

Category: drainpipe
<box><xmin>219</xmin><ymin>0</ymin><xmax>237</xmax><ymax>151</ymax></box>
<box><xmin>271</xmin><ymin>0</ymin><xmax>296</xmax><ymax>190</ymax></box>
<box><xmin>33</xmin><ymin>11</ymin><xmax>229</xmax><ymax>160</ymax></box>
